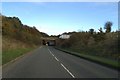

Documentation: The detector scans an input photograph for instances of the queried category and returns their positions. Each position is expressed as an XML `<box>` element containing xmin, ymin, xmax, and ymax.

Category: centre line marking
<box><xmin>48</xmin><ymin>49</ymin><xmax>59</xmax><ymax>62</ymax></box>
<box><xmin>54</xmin><ymin>57</ymin><xmax>59</xmax><ymax>61</ymax></box>
<box><xmin>48</xmin><ymin>48</ymin><xmax>75</xmax><ymax>78</ymax></box>
<box><xmin>60</xmin><ymin>63</ymin><xmax>75</xmax><ymax>78</ymax></box>
<box><xmin>48</xmin><ymin>48</ymin><xmax>55</xmax><ymax>57</ymax></box>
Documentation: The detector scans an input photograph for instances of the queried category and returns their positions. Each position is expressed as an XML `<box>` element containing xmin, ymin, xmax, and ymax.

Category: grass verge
<box><xmin>2</xmin><ymin>47</ymin><xmax>35</xmax><ymax>65</ymax></box>
<box><xmin>55</xmin><ymin>47</ymin><xmax>119</xmax><ymax>70</ymax></box>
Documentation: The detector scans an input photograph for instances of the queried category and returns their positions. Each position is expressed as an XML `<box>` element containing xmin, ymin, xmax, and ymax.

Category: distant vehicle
<box><xmin>47</xmin><ymin>40</ymin><xmax>56</xmax><ymax>46</ymax></box>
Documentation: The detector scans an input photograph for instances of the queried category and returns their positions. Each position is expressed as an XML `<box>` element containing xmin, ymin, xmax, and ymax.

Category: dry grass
<box><xmin>2</xmin><ymin>36</ymin><xmax>35</xmax><ymax>51</ymax></box>
<box><xmin>0</xmin><ymin>15</ymin><xmax>1</xmax><ymax>65</ymax></box>
<box><xmin>2</xmin><ymin>36</ymin><xmax>38</xmax><ymax>65</ymax></box>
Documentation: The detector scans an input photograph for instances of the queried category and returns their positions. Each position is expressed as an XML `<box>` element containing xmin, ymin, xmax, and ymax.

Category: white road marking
<box><xmin>60</xmin><ymin>63</ymin><xmax>75</xmax><ymax>78</ymax></box>
<box><xmin>48</xmin><ymin>48</ymin><xmax>55</xmax><ymax>57</ymax></box>
<box><xmin>54</xmin><ymin>57</ymin><xmax>59</xmax><ymax>61</ymax></box>
<box><xmin>48</xmin><ymin>48</ymin><xmax>75</xmax><ymax>78</ymax></box>
<box><xmin>48</xmin><ymin>49</ymin><xmax>59</xmax><ymax>62</ymax></box>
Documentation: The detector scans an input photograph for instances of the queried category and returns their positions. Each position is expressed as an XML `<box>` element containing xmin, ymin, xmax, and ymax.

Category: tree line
<box><xmin>2</xmin><ymin>15</ymin><xmax>49</xmax><ymax>45</ymax></box>
<box><xmin>56</xmin><ymin>21</ymin><xmax>119</xmax><ymax>60</ymax></box>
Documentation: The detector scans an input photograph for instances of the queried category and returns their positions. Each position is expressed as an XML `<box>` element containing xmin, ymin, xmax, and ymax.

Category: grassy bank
<box><xmin>2</xmin><ymin>47</ymin><xmax>36</xmax><ymax>65</ymax></box>
<box><xmin>55</xmin><ymin>47</ymin><xmax>119</xmax><ymax>70</ymax></box>
<box><xmin>2</xmin><ymin>36</ymin><xmax>39</xmax><ymax>65</ymax></box>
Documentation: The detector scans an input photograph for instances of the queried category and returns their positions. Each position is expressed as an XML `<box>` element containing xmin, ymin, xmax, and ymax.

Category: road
<box><xmin>2</xmin><ymin>46</ymin><xmax>119</xmax><ymax>78</ymax></box>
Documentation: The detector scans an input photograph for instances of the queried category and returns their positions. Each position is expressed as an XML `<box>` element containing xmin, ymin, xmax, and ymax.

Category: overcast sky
<box><xmin>2</xmin><ymin>2</ymin><xmax>118</xmax><ymax>35</ymax></box>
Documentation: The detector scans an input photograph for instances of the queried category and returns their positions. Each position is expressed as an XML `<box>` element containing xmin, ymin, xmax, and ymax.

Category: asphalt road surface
<box><xmin>2</xmin><ymin>46</ymin><xmax>119</xmax><ymax>78</ymax></box>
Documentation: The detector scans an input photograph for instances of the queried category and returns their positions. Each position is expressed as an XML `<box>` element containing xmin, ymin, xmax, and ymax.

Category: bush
<box><xmin>56</xmin><ymin>31</ymin><xmax>119</xmax><ymax>60</ymax></box>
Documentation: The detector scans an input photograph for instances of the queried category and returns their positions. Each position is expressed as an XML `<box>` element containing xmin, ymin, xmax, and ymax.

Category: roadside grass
<box><xmin>2</xmin><ymin>36</ymin><xmax>39</xmax><ymax>65</ymax></box>
<box><xmin>76</xmin><ymin>52</ymin><xmax>119</xmax><ymax>68</ymax></box>
<box><xmin>0</xmin><ymin>53</ymin><xmax>1</xmax><ymax>66</ymax></box>
<box><xmin>2</xmin><ymin>47</ymin><xmax>35</xmax><ymax>65</ymax></box>
<box><xmin>55</xmin><ymin>47</ymin><xmax>119</xmax><ymax>69</ymax></box>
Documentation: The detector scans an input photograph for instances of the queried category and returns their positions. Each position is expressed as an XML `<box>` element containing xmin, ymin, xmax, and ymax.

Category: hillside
<box><xmin>2</xmin><ymin>15</ymin><xmax>49</xmax><ymax>65</ymax></box>
<box><xmin>56</xmin><ymin>25</ymin><xmax>119</xmax><ymax>60</ymax></box>
<box><xmin>2</xmin><ymin>15</ymin><xmax>49</xmax><ymax>45</ymax></box>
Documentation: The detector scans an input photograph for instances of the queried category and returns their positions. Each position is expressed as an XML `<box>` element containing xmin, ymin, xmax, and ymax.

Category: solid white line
<box><xmin>54</xmin><ymin>57</ymin><xmax>59</xmax><ymax>61</ymax></box>
<box><xmin>60</xmin><ymin>63</ymin><xmax>75</xmax><ymax>78</ymax></box>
